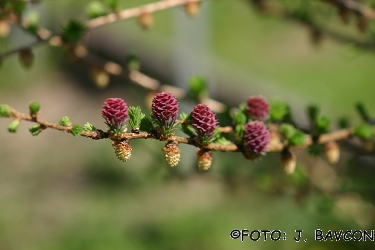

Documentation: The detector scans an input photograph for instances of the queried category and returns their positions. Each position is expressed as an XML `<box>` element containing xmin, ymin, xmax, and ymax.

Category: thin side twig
<box><xmin>86</xmin><ymin>0</ymin><xmax>204</xmax><ymax>30</ymax></box>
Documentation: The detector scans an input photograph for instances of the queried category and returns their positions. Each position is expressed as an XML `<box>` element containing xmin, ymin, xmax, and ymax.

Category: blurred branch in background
<box><xmin>1</xmin><ymin>0</ymin><xmax>227</xmax><ymax>113</ymax></box>
<box><xmin>248</xmin><ymin>0</ymin><xmax>375</xmax><ymax>50</ymax></box>
<box><xmin>0</xmin><ymin>0</ymin><xmax>206</xmax><ymax>60</ymax></box>
<box><xmin>3</xmin><ymin>0</ymin><xmax>375</xmax><ymax>60</ymax></box>
<box><xmin>322</xmin><ymin>0</ymin><xmax>375</xmax><ymax>20</ymax></box>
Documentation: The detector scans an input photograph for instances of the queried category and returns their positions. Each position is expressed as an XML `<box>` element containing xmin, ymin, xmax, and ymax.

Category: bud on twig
<box><xmin>59</xmin><ymin>116</ymin><xmax>71</xmax><ymax>127</ymax></box>
<box><xmin>279</xmin><ymin>149</ymin><xmax>297</xmax><ymax>175</ymax></box>
<box><xmin>184</xmin><ymin>1</ymin><xmax>200</xmax><ymax>17</ymax></box>
<box><xmin>270</xmin><ymin>100</ymin><xmax>289</xmax><ymax>122</ymax></box>
<box><xmin>138</xmin><ymin>12</ymin><xmax>153</xmax><ymax>30</ymax></box>
<box><xmin>354</xmin><ymin>123</ymin><xmax>373</xmax><ymax>151</ymax></box>
<box><xmin>90</xmin><ymin>66</ymin><xmax>109</xmax><ymax>88</ymax></box>
<box><xmin>83</xmin><ymin>122</ymin><xmax>96</xmax><ymax>132</ymax></box>
<box><xmin>106</xmin><ymin>0</ymin><xmax>119</xmax><ymax>12</ymax></box>
<box><xmin>62</xmin><ymin>19</ymin><xmax>86</xmax><ymax>43</ymax></box>
<box><xmin>19</xmin><ymin>49</ymin><xmax>34</xmax><ymax>69</ymax></box>
<box><xmin>0</xmin><ymin>104</ymin><xmax>12</xmax><ymax>117</ymax></box>
<box><xmin>29</xmin><ymin>101</ymin><xmax>40</xmax><ymax>118</ymax></box>
<box><xmin>309</xmin><ymin>27</ymin><xmax>323</xmax><ymax>45</ymax></box>
<box><xmin>162</xmin><ymin>141</ymin><xmax>181</xmax><ymax>167</ymax></box>
<box><xmin>71</xmin><ymin>124</ymin><xmax>83</xmax><ymax>137</ymax></box>
<box><xmin>279</xmin><ymin>123</ymin><xmax>306</xmax><ymax>147</ymax></box>
<box><xmin>188</xmin><ymin>75</ymin><xmax>207</xmax><ymax>100</ymax></box>
<box><xmin>338</xmin><ymin>7</ymin><xmax>351</xmax><ymax>24</ymax></box>
<box><xmin>126</xmin><ymin>55</ymin><xmax>140</xmax><ymax>71</ymax></box>
<box><xmin>86</xmin><ymin>1</ymin><xmax>106</xmax><ymax>18</ymax></box>
<box><xmin>8</xmin><ymin>119</ymin><xmax>20</xmax><ymax>133</ymax></box>
<box><xmin>24</xmin><ymin>11</ymin><xmax>39</xmax><ymax>35</ymax></box>
<box><xmin>128</xmin><ymin>106</ymin><xmax>145</xmax><ymax>133</ymax></box>
<box><xmin>357</xmin><ymin>16</ymin><xmax>368</xmax><ymax>33</ymax></box>
<box><xmin>307</xmin><ymin>104</ymin><xmax>319</xmax><ymax>125</ymax></box>
<box><xmin>196</xmin><ymin>148</ymin><xmax>213</xmax><ymax>171</ymax></box>
<box><xmin>29</xmin><ymin>124</ymin><xmax>43</xmax><ymax>136</ymax></box>
<box><xmin>324</xmin><ymin>141</ymin><xmax>340</xmax><ymax>164</ymax></box>
<box><xmin>113</xmin><ymin>140</ymin><xmax>132</xmax><ymax>162</ymax></box>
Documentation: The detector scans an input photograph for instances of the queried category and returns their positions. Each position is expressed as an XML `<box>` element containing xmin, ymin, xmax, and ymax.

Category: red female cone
<box><xmin>243</xmin><ymin>121</ymin><xmax>270</xmax><ymax>160</ymax></box>
<box><xmin>246</xmin><ymin>96</ymin><xmax>269</xmax><ymax>121</ymax></box>
<box><xmin>191</xmin><ymin>104</ymin><xmax>217</xmax><ymax>144</ymax></box>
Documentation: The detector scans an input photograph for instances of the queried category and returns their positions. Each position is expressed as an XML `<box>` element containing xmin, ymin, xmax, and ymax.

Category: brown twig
<box><xmin>86</xmin><ymin>0</ymin><xmax>204</xmax><ymax>30</ymax></box>
<box><xmin>4</xmin><ymin>105</ymin><xmax>357</xmax><ymax>153</ymax></box>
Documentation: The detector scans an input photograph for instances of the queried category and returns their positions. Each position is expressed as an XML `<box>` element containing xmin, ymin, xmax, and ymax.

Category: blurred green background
<box><xmin>1</xmin><ymin>0</ymin><xmax>375</xmax><ymax>249</ymax></box>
